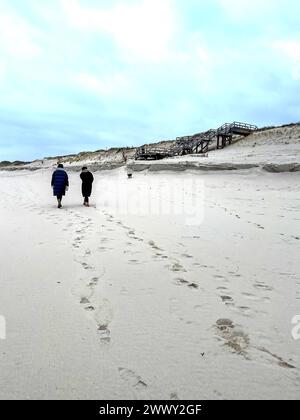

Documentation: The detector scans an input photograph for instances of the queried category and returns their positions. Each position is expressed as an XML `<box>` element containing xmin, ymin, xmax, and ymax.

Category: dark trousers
<box><xmin>84</xmin><ymin>196</ymin><xmax>89</xmax><ymax>203</ymax></box>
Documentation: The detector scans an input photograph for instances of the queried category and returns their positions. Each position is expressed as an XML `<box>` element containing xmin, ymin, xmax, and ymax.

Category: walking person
<box><xmin>80</xmin><ymin>167</ymin><xmax>94</xmax><ymax>207</ymax></box>
<box><xmin>51</xmin><ymin>164</ymin><xmax>69</xmax><ymax>209</ymax></box>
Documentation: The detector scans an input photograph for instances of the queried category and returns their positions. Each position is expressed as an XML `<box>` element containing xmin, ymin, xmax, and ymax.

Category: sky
<box><xmin>0</xmin><ymin>0</ymin><xmax>300</xmax><ymax>161</ymax></box>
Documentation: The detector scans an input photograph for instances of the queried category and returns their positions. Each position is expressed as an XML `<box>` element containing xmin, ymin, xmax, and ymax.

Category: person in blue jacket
<box><xmin>51</xmin><ymin>164</ymin><xmax>69</xmax><ymax>208</ymax></box>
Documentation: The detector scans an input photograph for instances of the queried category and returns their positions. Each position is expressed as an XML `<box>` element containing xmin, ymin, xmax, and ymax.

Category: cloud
<box><xmin>219</xmin><ymin>0</ymin><xmax>259</xmax><ymax>17</ymax></box>
<box><xmin>0</xmin><ymin>0</ymin><xmax>300</xmax><ymax>161</ymax></box>
<box><xmin>61</xmin><ymin>0</ymin><xmax>175</xmax><ymax>61</ymax></box>
<box><xmin>0</xmin><ymin>9</ymin><xmax>42</xmax><ymax>58</ymax></box>
<box><xmin>73</xmin><ymin>72</ymin><xmax>131</xmax><ymax>97</ymax></box>
<box><xmin>0</xmin><ymin>60</ymin><xmax>7</xmax><ymax>81</ymax></box>
<box><xmin>273</xmin><ymin>40</ymin><xmax>300</xmax><ymax>80</ymax></box>
<box><xmin>218</xmin><ymin>0</ymin><xmax>275</xmax><ymax>19</ymax></box>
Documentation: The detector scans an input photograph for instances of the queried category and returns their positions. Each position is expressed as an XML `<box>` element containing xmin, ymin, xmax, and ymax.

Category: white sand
<box><xmin>0</xmin><ymin>167</ymin><xmax>300</xmax><ymax>400</ymax></box>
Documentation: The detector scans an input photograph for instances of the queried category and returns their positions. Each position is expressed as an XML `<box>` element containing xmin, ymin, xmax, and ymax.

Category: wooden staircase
<box><xmin>134</xmin><ymin>122</ymin><xmax>257</xmax><ymax>161</ymax></box>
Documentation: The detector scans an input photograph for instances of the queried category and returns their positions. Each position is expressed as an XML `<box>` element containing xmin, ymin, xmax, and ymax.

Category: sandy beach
<box><xmin>0</xmin><ymin>167</ymin><xmax>299</xmax><ymax>400</ymax></box>
<box><xmin>1</xmin><ymin>0</ymin><xmax>300</xmax><ymax>403</ymax></box>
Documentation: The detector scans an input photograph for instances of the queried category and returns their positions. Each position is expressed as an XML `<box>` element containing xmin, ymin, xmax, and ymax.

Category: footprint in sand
<box><xmin>88</xmin><ymin>277</ymin><xmax>99</xmax><ymax>288</ymax></box>
<box><xmin>148</xmin><ymin>240</ymin><xmax>163</xmax><ymax>251</ymax></box>
<box><xmin>173</xmin><ymin>278</ymin><xmax>199</xmax><ymax>290</ymax></box>
<box><xmin>214</xmin><ymin>275</ymin><xmax>226</xmax><ymax>280</ymax></box>
<box><xmin>119</xmin><ymin>368</ymin><xmax>148</xmax><ymax>397</ymax></box>
<box><xmin>241</xmin><ymin>292</ymin><xmax>260</xmax><ymax>301</ymax></box>
<box><xmin>94</xmin><ymin>299</ymin><xmax>114</xmax><ymax>344</ymax></box>
<box><xmin>81</xmin><ymin>262</ymin><xmax>94</xmax><ymax>271</ymax></box>
<box><xmin>80</xmin><ymin>296</ymin><xmax>95</xmax><ymax>312</ymax></box>
<box><xmin>98</xmin><ymin>246</ymin><xmax>110</xmax><ymax>253</ymax></box>
<box><xmin>85</xmin><ymin>306</ymin><xmax>95</xmax><ymax>312</ymax></box>
<box><xmin>237</xmin><ymin>306</ymin><xmax>253</xmax><ymax>316</ymax></box>
<box><xmin>188</xmin><ymin>283</ymin><xmax>199</xmax><ymax>290</ymax></box>
<box><xmin>127</xmin><ymin>233</ymin><xmax>144</xmax><ymax>242</ymax></box>
<box><xmin>253</xmin><ymin>282</ymin><xmax>273</xmax><ymax>292</ymax></box>
<box><xmin>80</xmin><ymin>297</ymin><xmax>90</xmax><ymax>305</ymax></box>
<box><xmin>182</xmin><ymin>254</ymin><xmax>193</xmax><ymax>259</ymax></box>
<box><xmin>170</xmin><ymin>263</ymin><xmax>187</xmax><ymax>273</ymax></box>
<box><xmin>193</xmin><ymin>263</ymin><xmax>202</xmax><ymax>268</ymax></box>
<box><xmin>215</xmin><ymin>319</ymin><xmax>250</xmax><ymax>356</ymax></box>
<box><xmin>220</xmin><ymin>295</ymin><xmax>234</xmax><ymax>306</ymax></box>
<box><xmin>75</xmin><ymin>236</ymin><xmax>83</xmax><ymax>243</ymax></box>
<box><xmin>97</xmin><ymin>324</ymin><xmax>111</xmax><ymax>343</ymax></box>
<box><xmin>128</xmin><ymin>259</ymin><xmax>140</xmax><ymax>265</ymax></box>
<box><xmin>174</xmin><ymin>278</ymin><xmax>189</xmax><ymax>287</ymax></box>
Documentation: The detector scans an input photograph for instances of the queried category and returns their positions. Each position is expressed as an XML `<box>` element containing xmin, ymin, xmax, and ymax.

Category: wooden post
<box><xmin>222</xmin><ymin>135</ymin><xmax>226</xmax><ymax>149</ymax></box>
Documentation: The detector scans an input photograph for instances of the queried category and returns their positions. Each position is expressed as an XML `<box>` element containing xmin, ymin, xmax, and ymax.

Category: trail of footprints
<box><xmin>69</xmin><ymin>211</ymin><xmax>114</xmax><ymax>345</ymax></box>
<box><xmin>210</xmin><ymin>200</ymin><xmax>266</xmax><ymax>231</ymax></box>
<box><xmin>215</xmin><ymin>274</ymin><xmax>274</xmax><ymax>318</ymax></box>
<box><xmin>77</xmin><ymin>267</ymin><xmax>113</xmax><ymax>345</ymax></box>
<box><xmin>210</xmin><ymin>200</ymin><xmax>300</xmax><ymax>243</ymax></box>
<box><xmin>73</xmin><ymin>209</ymin><xmax>296</xmax><ymax>380</ymax></box>
<box><xmin>102</xmin><ymin>211</ymin><xmax>201</xmax><ymax>292</ymax></box>
<box><xmin>103</xmin><ymin>211</ymin><xmax>276</xmax><ymax>322</ymax></box>
<box><xmin>69</xmin><ymin>210</ymin><xmax>152</xmax><ymax>398</ymax></box>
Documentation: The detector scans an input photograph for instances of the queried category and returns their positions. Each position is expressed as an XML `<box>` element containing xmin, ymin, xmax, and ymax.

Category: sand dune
<box><xmin>130</xmin><ymin>124</ymin><xmax>300</xmax><ymax>173</ymax></box>
<box><xmin>2</xmin><ymin>123</ymin><xmax>300</xmax><ymax>174</ymax></box>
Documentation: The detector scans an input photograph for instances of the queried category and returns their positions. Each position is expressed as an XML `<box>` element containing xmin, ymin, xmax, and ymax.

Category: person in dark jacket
<box><xmin>51</xmin><ymin>164</ymin><xmax>69</xmax><ymax>208</ymax></box>
<box><xmin>80</xmin><ymin>167</ymin><xmax>94</xmax><ymax>207</ymax></box>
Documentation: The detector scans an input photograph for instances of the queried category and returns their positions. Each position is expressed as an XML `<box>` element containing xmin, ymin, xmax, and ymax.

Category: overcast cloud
<box><xmin>0</xmin><ymin>0</ymin><xmax>299</xmax><ymax>160</ymax></box>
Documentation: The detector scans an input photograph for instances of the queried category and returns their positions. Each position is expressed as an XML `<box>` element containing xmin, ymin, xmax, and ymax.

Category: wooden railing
<box><xmin>134</xmin><ymin>122</ymin><xmax>258</xmax><ymax>160</ymax></box>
